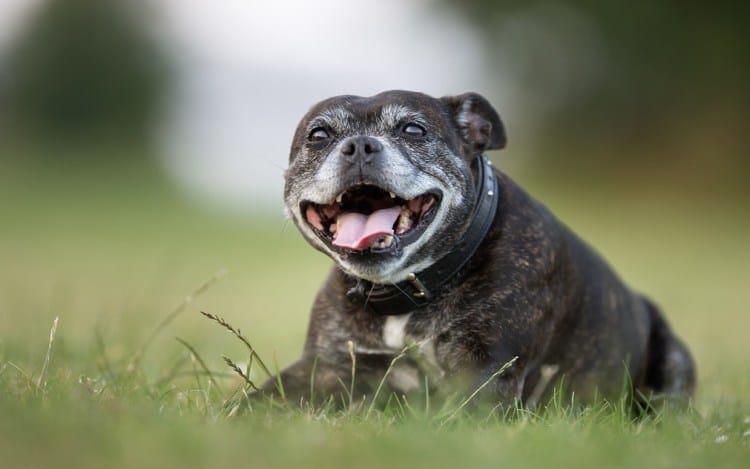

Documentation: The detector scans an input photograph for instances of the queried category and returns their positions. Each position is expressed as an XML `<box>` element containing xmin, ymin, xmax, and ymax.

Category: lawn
<box><xmin>1</xmin><ymin>152</ymin><xmax>748</xmax><ymax>468</ymax></box>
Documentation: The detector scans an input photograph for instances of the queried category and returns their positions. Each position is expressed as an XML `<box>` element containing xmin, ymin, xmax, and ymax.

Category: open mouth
<box><xmin>302</xmin><ymin>185</ymin><xmax>441</xmax><ymax>253</ymax></box>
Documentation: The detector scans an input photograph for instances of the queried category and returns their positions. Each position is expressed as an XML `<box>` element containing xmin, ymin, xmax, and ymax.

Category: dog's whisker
<box><xmin>363</xmin><ymin>282</ymin><xmax>377</xmax><ymax>312</ymax></box>
<box><xmin>387</xmin><ymin>281</ymin><xmax>421</xmax><ymax>308</ymax></box>
<box><xmin>279</xmin><ymin>218</ymin><xmax>292</xmax><ymax>236</ymax></box>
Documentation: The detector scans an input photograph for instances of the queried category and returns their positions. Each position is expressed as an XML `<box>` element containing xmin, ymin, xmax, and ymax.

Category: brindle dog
<box><xmin>259</xmin><ymin>90</ymin><xmax>695</xmax><ymax>409</ymax></box>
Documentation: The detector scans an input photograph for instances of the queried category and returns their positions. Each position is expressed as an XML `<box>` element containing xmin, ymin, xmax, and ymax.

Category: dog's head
<box><xmin>284</xmin><ymin>90</ymin><xmax>505</xmax><ymax>283</ymax></box>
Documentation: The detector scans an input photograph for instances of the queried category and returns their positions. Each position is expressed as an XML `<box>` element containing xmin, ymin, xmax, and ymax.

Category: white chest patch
<box><xmin>382</xmin><ymin>313</ymin><xmax>412</xmax><ymax>349</ymax></box>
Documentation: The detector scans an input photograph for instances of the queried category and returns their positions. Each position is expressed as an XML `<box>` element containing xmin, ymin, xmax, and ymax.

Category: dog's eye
<box><xmin>402</xmin><ymin>123</ymin><xmax>426</xmax><ymax>137</ymax></box>
<box><xmin>308</xmin><ymin>128</ymin><xmax>330</xmax><ymax>142</ymax></box>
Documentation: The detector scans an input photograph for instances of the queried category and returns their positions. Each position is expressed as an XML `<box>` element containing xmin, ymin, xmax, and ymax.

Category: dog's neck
<box><xmin>345</xmin><ymin>153</ymin><xmax>499</xmax><ymax>315</ymax></box>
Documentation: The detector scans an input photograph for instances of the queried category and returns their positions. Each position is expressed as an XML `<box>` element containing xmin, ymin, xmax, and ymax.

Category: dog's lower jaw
<box><xmin>334</xmin><ymin>254</ymin><xmax>438</xmax><ymax>285</ymax></box>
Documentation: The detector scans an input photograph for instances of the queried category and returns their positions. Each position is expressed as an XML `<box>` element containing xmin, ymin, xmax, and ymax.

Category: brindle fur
<box><xmin>260</xmin><ymin>90</ymin><xmax>695</xmax><ymax>409</ymax></box>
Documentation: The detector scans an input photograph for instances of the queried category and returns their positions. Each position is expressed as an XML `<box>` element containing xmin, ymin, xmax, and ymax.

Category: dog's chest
<box><xmin>377</xmin><ymin>314</ymin><xmax>445</xmax><ymax>393</ymax></box>
<box><xmin>382</xmin><ymin>314</ymin><xmax>412</xmax><ymax>349</ymax></box>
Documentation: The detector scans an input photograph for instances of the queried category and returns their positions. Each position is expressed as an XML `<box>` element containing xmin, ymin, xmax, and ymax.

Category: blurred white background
<box><xmin>154</xmin><ymin>0</ymin><xmax>494</xmax><ymax>213</ymax></box>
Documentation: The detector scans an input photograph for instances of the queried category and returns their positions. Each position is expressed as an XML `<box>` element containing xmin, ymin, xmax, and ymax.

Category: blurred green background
<box><xmin>0</xmin><ymin>0</ymin><xmax>748</xmax><ymax>449</ymax></box>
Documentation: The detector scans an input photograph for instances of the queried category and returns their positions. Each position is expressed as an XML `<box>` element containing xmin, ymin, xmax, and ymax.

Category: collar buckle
<box><xmin>406</xmin><ymin>273</ymin><xmax>430</xmax><ymax>299</ymax></box>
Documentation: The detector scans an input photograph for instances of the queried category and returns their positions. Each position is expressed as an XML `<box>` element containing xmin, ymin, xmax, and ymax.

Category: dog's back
<box><xmin>489</xmin><ymin>172</ymin><xmax>695</xmax><ymax>406</ymax></box>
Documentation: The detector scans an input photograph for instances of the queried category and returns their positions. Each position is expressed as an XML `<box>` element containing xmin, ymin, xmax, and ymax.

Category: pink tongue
<box><xmin>332</xmin><ymin>206</ymin><xmax>401</xmax><ymax>250</ymax></box>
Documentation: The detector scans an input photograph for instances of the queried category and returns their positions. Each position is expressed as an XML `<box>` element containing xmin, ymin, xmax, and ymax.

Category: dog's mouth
<box><xmin>302</xmin><ymin>185</ymin><xmax>441</xmax><ymax>253</ymax></box>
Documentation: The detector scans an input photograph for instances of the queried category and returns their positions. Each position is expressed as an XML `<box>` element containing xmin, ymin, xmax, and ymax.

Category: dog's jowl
<box><xmin>261</xmin><ymin>90</ymin><xmax>695</xmax><ymax>408</ymax></box>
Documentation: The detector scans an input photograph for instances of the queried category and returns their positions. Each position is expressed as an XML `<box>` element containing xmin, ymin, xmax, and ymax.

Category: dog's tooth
<box><xmin>382</xmin><ymin>235</ymin><xmax>393</xmax><ymax>247</ymax></box>
<box><xmin>396</xmin><ymin>208</ymin><xmax>413</xmax><ymax>234</ymax></box>
<box><xmin>389</xmin><ymin>192</ymin><xmax>396</xmax><ymax>199</ymax></box>
<box><xmin>335</xmin><ymin>192</ymin><xmax>343</xmax><ymax>204</ymax></box>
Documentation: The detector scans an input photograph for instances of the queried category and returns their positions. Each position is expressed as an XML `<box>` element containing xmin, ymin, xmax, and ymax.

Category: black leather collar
<box><xmin>345</xmin><ymin>153</ymin><xmax>499</xmax><ymax>315</ymax></box>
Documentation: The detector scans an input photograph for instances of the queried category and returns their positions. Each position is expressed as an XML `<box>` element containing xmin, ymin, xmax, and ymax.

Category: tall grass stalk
<box><xmin>35</xmin><ymin>316</ymin><xmax>58</xmax><ymax>392</ymax></box>
<box><xmin>200</xmin><ymin>310</ymin><xmax>272</xmax><ymax>379</ymax></box>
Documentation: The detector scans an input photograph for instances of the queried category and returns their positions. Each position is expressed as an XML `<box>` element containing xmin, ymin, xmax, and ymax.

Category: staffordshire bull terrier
<box><xmin>259</xmin><ymin>90</ymin><xmax>695</xmax><ymax>409</ymax></box>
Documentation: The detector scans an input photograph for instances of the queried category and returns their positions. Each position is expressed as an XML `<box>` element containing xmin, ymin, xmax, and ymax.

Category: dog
<box><xmin>259</xmin><ymin>90</ymin><xmax>695</xmax><ymax>409</ymax></box>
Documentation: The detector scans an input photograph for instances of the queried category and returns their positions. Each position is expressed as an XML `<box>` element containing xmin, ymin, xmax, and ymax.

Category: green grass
<box><xmin>1</xmin><ymin>152</ymin><xmax>749</xmax><ymax>468</ymax></box>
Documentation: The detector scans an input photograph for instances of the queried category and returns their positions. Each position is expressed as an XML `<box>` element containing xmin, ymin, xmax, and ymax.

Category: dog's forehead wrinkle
<box><xmin>378</xmin><ymin>103</ymin><xmax>426</xmax><ymax>127</ymax></box>
<box><xmin>309</xmin><ymin>106</ymin><xmax>355</xmax><ymax>131</ymax></box>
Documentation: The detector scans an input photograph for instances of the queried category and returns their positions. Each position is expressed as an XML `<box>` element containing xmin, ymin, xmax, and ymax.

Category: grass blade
<box><xmin>223</xmin><ymin>356</ymin><xmax>259</xmax><ymax>391</ymax></box>
<box><xmin>36</xmin><ymin>316</ymin><xmax>59</xmax><ymax>392</ymax></box>
<box><xmin>366</xmin><ymin>340</ymin><xmax>423</xmax><ymax>417</ymax></box>
<box><xmin>347</xmin><ymin>340</ymin><xmax>356</xmax><ymax>410</ymax></box>
<box><xmin>128</xmin><ymin>269</ymin><xmax>227</xmax><ymax>373</ymax></box>
<box><xmin>441</xmin><ymin>356</ymin><xmax>518</xmax><ymax>425</ymax></box>
<box><xmin>175</xmin><ymin>337</ymin><xmax>225</xmax><ymax>396</ymax></box>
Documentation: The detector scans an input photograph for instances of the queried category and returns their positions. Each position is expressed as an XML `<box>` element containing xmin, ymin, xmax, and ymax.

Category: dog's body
<box><xmin>261</xmin><ymin>90</ymin><xmax>695</xmax><ymax>408</ymax></box>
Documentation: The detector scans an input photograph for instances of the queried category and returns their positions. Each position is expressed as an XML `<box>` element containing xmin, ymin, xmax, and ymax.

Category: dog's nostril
<box><xmin>364</xmin><ymin>140</ymin><xmax>382</xmax><ymax>154</ymax></box>
<box><xmin>342</xmin><ymin>141</ymin><xmax>356</xmax><ymax>156</ymax></box>
<box><xmin>342</xmin><ymin>136</ymin><xmax>381</xmax><ymax>159</ymax></box>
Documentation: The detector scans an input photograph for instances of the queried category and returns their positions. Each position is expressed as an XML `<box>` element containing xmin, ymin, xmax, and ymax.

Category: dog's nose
<box><xmin>341</xmin><ymin>136</ymin><xmax>383</xmax><ymax>164</ymax></box>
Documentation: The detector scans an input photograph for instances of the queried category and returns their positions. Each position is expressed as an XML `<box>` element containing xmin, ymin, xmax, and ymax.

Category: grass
<box><xmin>1</xmin><ymin>151</ymin><xmax>749</xmax><ymax>468</ymax></box>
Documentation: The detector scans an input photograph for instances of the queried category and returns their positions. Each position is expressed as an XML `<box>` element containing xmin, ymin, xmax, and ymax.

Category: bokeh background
<box><xmin>1</xmin><ymin>0</ymin><xmax>748</xmax><ymax>404</ymax></box>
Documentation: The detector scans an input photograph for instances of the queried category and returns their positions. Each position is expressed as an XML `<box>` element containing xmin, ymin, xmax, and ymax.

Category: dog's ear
<box><xmin>441</xmin><ymin>92</ymin><xmax>506</xmax><ymax>152</ymax></box>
